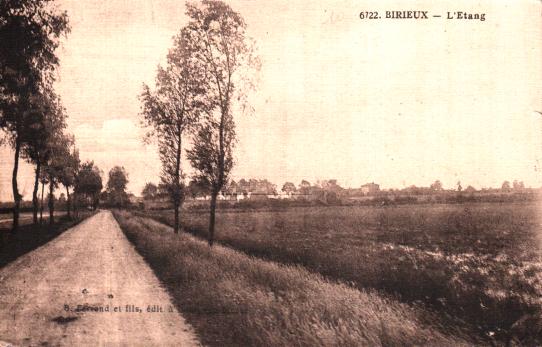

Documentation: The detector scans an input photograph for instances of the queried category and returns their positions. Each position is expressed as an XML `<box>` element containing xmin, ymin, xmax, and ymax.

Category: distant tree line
<box><xmin>142</xmin><ymin>176</ymin><xmax>539</xmax><ymax>207</ymax></box>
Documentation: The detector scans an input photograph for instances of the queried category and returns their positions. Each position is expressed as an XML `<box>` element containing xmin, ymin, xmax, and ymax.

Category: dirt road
<box><xmin>0</xmin><ymin>210</ymin><xmax>201</xmax><ymax>346</ymax></box>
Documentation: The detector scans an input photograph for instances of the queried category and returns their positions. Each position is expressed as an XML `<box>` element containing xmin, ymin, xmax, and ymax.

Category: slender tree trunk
<box><xmin>174</xmin><ymin>130</ymin><xmax>182</xmax><ymax>234</ymax></box>
<box><xmin>11</xmin><ymin>136</ymin><xmax>21</xmax><ymax>234</ymax></box>
<box><xmin>66</xmin><ymin>186</ymin><xmax>71</xmax><ymax>219</ymax></box>
<box><xmin>174</xmin><ymin>199</ymin><xmax>180</xmax><ymax>234</ymax></box>
<box><xmin>178</xmin><ymin>198</ymin><xmax>182</xmax><ymax>230</ymax></box>
<box><xmin>73</xmin><ymin>192</ymin><xmax>77</xmax><ymax>218</ymax></box>
<box><xmin>208</xmin><ymin>108</ymin><xmax>226</xmax><ymax>247</ymax></box>
<box><xmin>208</xmin><ymin>189</ymin><xmax>218</xmax><ymax>246</ymax></box>
<box><xmin>40</xmin><ymin>181</ymin><xmax>45</xmax><ymax>224</ymax></box>
<box><xmin>48</xmin><ymin>176</ymin><xmax>54</xmax><ymax>225</ymax></box>
<box><xmin>32</xmin><ymin>161</ymin><xmax>41</xmax><ymax>225</ymax></box>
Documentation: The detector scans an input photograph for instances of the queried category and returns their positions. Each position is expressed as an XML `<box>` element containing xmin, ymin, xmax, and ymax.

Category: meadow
<box><xmin>113</xmin><ymin>210</ymin><xmax>474</xmax><ymax>347</ymax></box>
<box><xmin>140</xmin><ymin>202</ymin><xmax>542</xmax><ymax>345</ymax></box>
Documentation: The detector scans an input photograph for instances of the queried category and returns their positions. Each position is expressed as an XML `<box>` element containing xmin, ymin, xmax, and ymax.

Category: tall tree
<box><xmin>74</xmin><ymin>161</ymin><xmax>103</xmax><ymax>211</ymax></box>
<box><xmin>140</xmin><ymin>29</ymin><xmax>202</xmax><ymax>233</ymax></box>
<box><xmin>141</xmin><ymin>182</ymin><xmax>158</xmax><ymax>201</ymax></box>
<box><xmin>513</xmin><ymin>180</ymin><xmax>525</xmax><ymax>191</ymax></box>
<box><xmin>44</xmin><ymin>133</ymin><xmax>73</xmax><ymax>224</ymax></box>
<box><xmin>0</xmin><ymin>0</ymin><xmax>69</xmax><ymax>232</ymax></box>
<box><xmin>21</xmin><ymin>91</ymin><xmax>66</xmax><ymax>224</ymax></box>
<box><xmin>39</xmin><ymin>170</ymin><xmax>48</xmax><ymax>223</ymax></box>
<box><xmin>185</xmin><ymin>0</ymin><xmax>259</xmax><ymax>246</ymax></box>
<box><xmin>299</xmin><ymin>180</ymin><xmax>311</xmax><ymax>195</ymax></box>
<box><xmin>430</xmin><ymin>180</ymin><xmax>443</xmax><ymax>192</ymax></box>
<box><xmin>282</xmin><ymin>182</ymin><xmax>297</xmax><ymax>194</ymax></box>
<box><xmin>187</xmin><ymin>179</ymin><xmax>211</xmax><ymax>199</ymax></box>
<box><xmin>58</xmin><ymin>146</ymin><xmax>79</xmax><ymax>218</ymax></box>
<box><xmin>106</xmin><ymin>166</ymin><xmax>129</xmax><ymax>208</ymax></box>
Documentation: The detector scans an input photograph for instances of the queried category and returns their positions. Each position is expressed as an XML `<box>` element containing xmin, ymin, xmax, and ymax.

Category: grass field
<box><xmin>0</xmin><ymin>211</ymin><xmax>67</xmax><ymax>228</ymax></box>
<box><xmin>140</xmin><ymin>202</ymin><xmax>542</xmax><ymax>345</ymax></box>
<box><xmin>113</xmin><ymin>210</ymin><xmax>474</xmax><ymax>347</ymax></box>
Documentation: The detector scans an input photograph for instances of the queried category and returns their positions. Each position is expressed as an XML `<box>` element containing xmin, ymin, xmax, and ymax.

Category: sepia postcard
<box><xmin>0</xmin><ymin>0</ymin><xmax>541</xmax><ymax>346</ymax></box>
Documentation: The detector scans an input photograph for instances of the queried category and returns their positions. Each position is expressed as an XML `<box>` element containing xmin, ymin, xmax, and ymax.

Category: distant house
<box><xmin>233</xmin><ymin>178</ymin><xmax>277</xmax><ymax>200</ymax></box>
<box><xmin>234</xmin><ymin>193</ymin><xmax>245</xmax><ymax>201</ymax></box>
<box><xmin>273</xmin><ymin>191</ymin><xmax>292</xmax><ymax>199</ymax></box>
<box><xmin>360</xmin><ymin>182</ymin><xmax>380</xmax><ymax>195</ymax></box>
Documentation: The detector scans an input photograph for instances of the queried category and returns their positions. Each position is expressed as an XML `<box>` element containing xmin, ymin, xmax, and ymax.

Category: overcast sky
<box><xmin>1</xmin><ymin>0</ymin><xmax>541</xmax><ymax>200</ymax></box>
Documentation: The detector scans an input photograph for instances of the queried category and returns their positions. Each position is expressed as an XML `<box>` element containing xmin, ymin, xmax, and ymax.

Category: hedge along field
<box><xmin>113</xmin><ymin>211</ymin><xmax>475</xmax><ymax>347</ymax></box>
<box><xmin>140</xmin><ymin>202</ymin><xmax>542</xmax><ymax>345</ymax></box>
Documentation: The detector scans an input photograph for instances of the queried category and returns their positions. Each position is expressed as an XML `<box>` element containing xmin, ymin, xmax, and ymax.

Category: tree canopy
<box><xmin>0</xmin><ymin>0</ymin><xmax>70</xmax><ymax>144</ymax></box>
<box><xmin>140</xmin><ymin>27</ymin><xmax>204</xmax><ymax>232</ymax></box>
<box><xmin>141</xmin><ymin>182</ymin><xmax>158</xmax><ymax>201</ymax></box>
<box><xmin>107</xmin><ymin>166</ymin><xmax>129</xmax><ymax>208</ymax></box>
<box><xmin>0</xmin><ymin>0</ymin><xmax>70</xmax><ymax>230</ymax></box>
<box><xmin>75</xmin><ymin>161</ymin><xmax>103</xmax><ymax>210</ymax></box>
<box><xmin>183</xmin><ymin>0</ymin><xmax>259</xmax><ymax>245</ymax></box>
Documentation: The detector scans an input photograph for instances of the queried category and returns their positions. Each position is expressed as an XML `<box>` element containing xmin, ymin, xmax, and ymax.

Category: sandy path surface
<box><xmin>0</xmin><ymin>210</ymin><xmax>201</xmax><ymax>347</ymax></box>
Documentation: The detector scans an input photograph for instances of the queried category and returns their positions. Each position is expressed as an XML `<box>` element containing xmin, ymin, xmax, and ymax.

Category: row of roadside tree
<box><xmin>0</xmin><ymin>1</ymin><xmax>103</xmax><ymax>232</ymax></box>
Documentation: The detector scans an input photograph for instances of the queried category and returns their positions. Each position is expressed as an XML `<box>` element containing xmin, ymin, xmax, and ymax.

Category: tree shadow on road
<box><xmin>0</xmin><ymin>213</ymin><xmax>95</xmax><ymax>269</ymax></box>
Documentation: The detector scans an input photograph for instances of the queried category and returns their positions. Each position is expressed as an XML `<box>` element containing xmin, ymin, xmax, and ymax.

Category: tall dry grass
<box><xmin>141</xmin><ymin>202</ymin><xmax>542</xmax><ymax>345</ymax></box>
<box><xmin>113</xmin><ymin>210</ymin><xmax>475</xmax><ymax>347</ymax></box>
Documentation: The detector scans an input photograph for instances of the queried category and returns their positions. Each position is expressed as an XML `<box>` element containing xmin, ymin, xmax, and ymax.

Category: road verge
<box><xmin>113</xmin><ymin>210</ymin><xmax>475</xmax><ymax>347</ymax></box>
